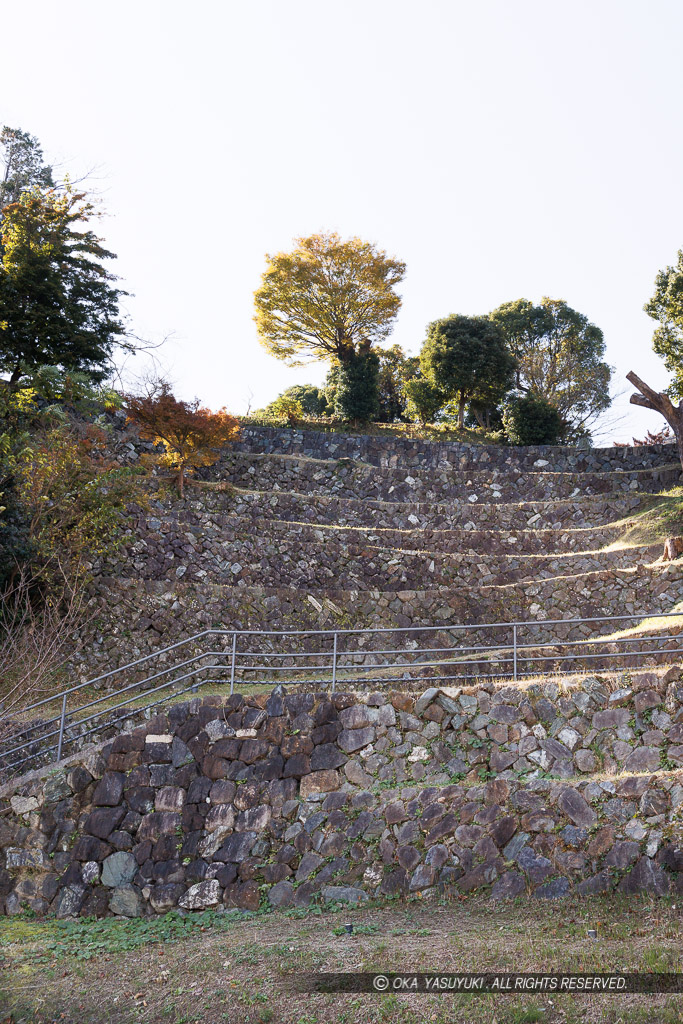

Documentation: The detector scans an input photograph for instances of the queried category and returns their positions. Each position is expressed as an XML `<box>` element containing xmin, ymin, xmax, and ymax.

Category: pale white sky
<box><xmin>3</xmin><ymin>0</ymin><xmax>683</xmax><ymax>441</ymax></box>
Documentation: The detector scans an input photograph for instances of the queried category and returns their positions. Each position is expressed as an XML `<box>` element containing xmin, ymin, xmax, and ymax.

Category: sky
<box><xmin>3</xmin><ymin>0</ymin><xmax>683</xmax><ymax>442</ymax></box>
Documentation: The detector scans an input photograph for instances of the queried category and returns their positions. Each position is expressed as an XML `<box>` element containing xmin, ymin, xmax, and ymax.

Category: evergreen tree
<box><xmin>332</xmin><ymin>348</ymin><xmax>380</xmax><ymax>424</ymax></box>
<box><xmin>420</xmin><ymin>315</ymin><xmax>516</xmax><ymax>428</ymax></box>
<box><xmin>0</xmin><ymin>186</ymin><xmax>127</xmax><ymax>385</ymax></box>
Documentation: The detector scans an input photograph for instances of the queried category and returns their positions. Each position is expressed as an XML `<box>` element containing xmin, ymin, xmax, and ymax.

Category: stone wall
<box><xmin>110</xmin><ymin>504</ymin><xmax>658</xmax><ymax>592</ymax></box>
<box><xmin>210</xmin><ymin>451</ymin><xmax>679</xmax><ymax>505</ymax></box>
<box><xmin>62</xmin><ymin>422</ymin><xmax>680</xmax><ymax>680</ymax></box>
<box><xmin>2</xmin><ymin>671</ymin><xmax>682</xmax><ymax>917</ymax></box>
<box><xmin>233</xmin><ymin>426</ymin><xmax>677</xmax><ymax>473</ymax></box>
<box><xmin>73</xmin><ymin>559</ymin><xmax>683</xmax><ymax>682</ymax></box>
<box><xmin>113</xmin><ymin>486</ymin><xmax>654</xmax><ymax>537</ymax></box>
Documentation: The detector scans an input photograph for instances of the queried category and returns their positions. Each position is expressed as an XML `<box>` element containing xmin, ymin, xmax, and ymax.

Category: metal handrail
<box><xmin>2</xmin><ymin>608</ymin><xmax>683</xmax><ymax>779</ymax></box>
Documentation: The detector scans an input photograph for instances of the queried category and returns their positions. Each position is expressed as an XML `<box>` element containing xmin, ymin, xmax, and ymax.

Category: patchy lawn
<box><xmin>0</xmin><ymin>894</ymin><xmax>681</xmax><ymax>1023</ymax></box>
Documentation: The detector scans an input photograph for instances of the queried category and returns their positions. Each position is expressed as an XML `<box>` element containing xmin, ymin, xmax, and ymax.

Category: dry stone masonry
<box><xmin>2</xmin><ymin>426</ymin><xmax>683</xmax><ymax>917</ymax></box>
<box><xmin>66</xmin><ymin>425</ymin><xmax>683</xmax><ymax>678</ymax></box>
<box><xmin>1</xmin><ymin>669</ymin><xmax>682</xmax><ymax>916</ymax></box>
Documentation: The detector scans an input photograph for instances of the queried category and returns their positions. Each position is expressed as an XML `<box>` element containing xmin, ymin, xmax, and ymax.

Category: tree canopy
<box><xmin>125</xmin><ymin>381</ymin><xmax>240</xmax><ymax>496</ymax></box>
<box><xmin>419</xmin><ymin>315</ymin><xmax>516</xmax><ymax>427</ymax></box>
<box><xmin>0</xmin><ymin>126</ymin><xmax>54</xmax><ymax>214</ymax></box>
<box><xmin>376</xmin><ymin>344</ymin><xmax>419</xmax><ymax>422</ymax></box>
<box><xmin>644</xmin><ymin>249</ymin><xmax>683</xmax><ymax>398</ymax></box>
<box><xmin>503</xmin><ymin>392</ymin><xmax>566</xmax><ymax>446</ymax></box>
<box><xmin>265</xmin><ymin>384</ymin><xmax>328</xmax><ymax>417</ymax></box>
<box><xmin>253</xmin><ymin>232</ymin><xmax>406</xmax><ymax>367</ymax></box>
<box><xmin>331</xmin><ymin>349</ymin><xmax>380</xmax><ymax>423</ymax></box>
<box><xmin>0</xmin><ymin>185</ymin><xmax>127</xmax><ymax>385</ymax></box>
<box><xmin>403</xmin><ymin>374</ymin><xmax>445</xmax><ymax>425</ymax></box>
<box><xmin>489</xmin><ymin>298</ymin><xmax>612</xmax><ymax>435</ymax></box>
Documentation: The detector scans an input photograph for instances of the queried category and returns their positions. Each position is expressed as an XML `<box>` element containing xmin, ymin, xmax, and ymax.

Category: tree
<box><xmin>465</xmin><ymin>400</ymin><xmax>504</xmax><ymax>432</ymax></box>
<box><xmin>265</xmin><ymin>384</ymin><xmax>328</xmax><ymax>417</ymax></box>
<box><xmin>0</xmin><ymin>126</ymin><xmax>54</xmax><ymax>215</ymax></box>
<box><xmin>331</xmin><ymin>349</ymin><xmax>380</xmax><ymax>423</ymax></box>
<box><xmin>489</xmin><ymin>298</ymin><xmax>612</xmax><ymax>436</ymax></box>
<box><xmin>376</xmin><ymin>344</ymin><xmax>419</xmax><ymax>422</ymax></box>
<box><xmin>644</xmin><ymin>249</ymin><xmax>683</xmax><ymax>398</ymax></box>
<box><xmin>419</xmin><ymin>315</ymin><xmax>516</xmax><ymax>428</ymax></box>
<box><xmin>267</xmin><ymin>395</ymin><xmax>305</xmax><ymax>425</ymax></box>
<box><xmin>0</xmin><ymin>185</ymin><xmax>127</xmax><ymax>385</ymax></box>
<box><xmin>0</xmin><ymin>375</ymin><xmax>140</xmax><ymax>711</ymax></box>
<box><xmin>0</xmin><ymin>374</ymin><xmax>138</xmax><ymax>594</ymax></box>
<box><xmin>503</xmin><ymin>392</ymin><xmax>566</xmax><ymax>446</ymax></box>
<box><xmin>627</xmin><ymin>252</ymin><xmax>683</xmax><ymax>468</ymax></box>
<box><xmin>627</xmin><ymin>371</ymin><xmax>683</xmax><ymax>467</ymax></box>
<box><xmin>403</xmin><ymin>375</ymin><xmax>445</xmax><ymax>425</ymax></box>
<box><xmin>254</xmin><ymin>232</ymin><xmax>406</xmax><ymax>367</ymax></box>
<box><xmin>124</xmin><ymin>381</ymin><xmax>240</xmax><ymax>497</ymax></box>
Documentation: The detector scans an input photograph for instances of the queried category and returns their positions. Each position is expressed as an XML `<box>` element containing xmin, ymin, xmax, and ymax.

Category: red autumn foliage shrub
<box><xmin>124</xmin><ymin>381</ymin><xmax>240</xmax><ymax>496</ymax></box>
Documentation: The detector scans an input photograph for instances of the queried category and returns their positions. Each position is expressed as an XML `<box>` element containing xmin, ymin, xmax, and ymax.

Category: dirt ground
<box><xmin>0</xmin><ymin>893</ymin><xmax>681</xmax><ymax>1024</ymax></box>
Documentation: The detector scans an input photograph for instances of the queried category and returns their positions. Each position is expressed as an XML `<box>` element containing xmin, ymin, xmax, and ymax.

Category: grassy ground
<box><xmin>0</xmin><ymin>894</ymin><xmax>681</xmax><ymax>1024</ymax></box>
<box><xmin>616</xmin><ymin>487</ymin><xmax>683</xmax><ymax>546</ymax></box>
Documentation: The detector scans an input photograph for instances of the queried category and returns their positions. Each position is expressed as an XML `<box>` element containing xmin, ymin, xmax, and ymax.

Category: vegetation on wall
<box><xmin>0</xmin><ymin>371</ymin><xmax>145</xmax><ymax>708</ymax></box>
<box><xmin>124</xmin><ymin>380</ymin><xmax>240</xmax><ymax>496</ymax></box>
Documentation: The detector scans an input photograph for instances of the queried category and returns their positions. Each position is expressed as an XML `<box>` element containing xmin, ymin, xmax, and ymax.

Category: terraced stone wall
<box><xmin>2</xmin><ymin>672</ymin><xmax>682</xmax><ymax>918</ymax></box>
<box><xmin>60</xmin><ymin>423</ymin><xmax>680</xmax><ymax>680</ymax></box>
<box><xmin>75</xmin><ymin>557</ymin><xmax>683</xmax><ymax>683</ymax></box>
<box><xmin>233</xmin><ymin>426</ymin><xmax>676</xmax><ymax>472</ymax></box>
<box><xmin>212</xmin><ymin>451</ymin><xmax>679</xmax><ymax>505</ymax></box>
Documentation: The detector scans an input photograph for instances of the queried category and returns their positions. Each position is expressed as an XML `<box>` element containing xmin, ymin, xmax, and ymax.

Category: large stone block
<box><xmin>556</xmin><ymin>788</ymin><xmax>596</xmax><ymax>828</ymax></box>
<box><xmin>310</xmin><ymin>743</ymin><xmax>347</xmax><ymax>771</ymax></box>
<box><xmin>136</xmin><ymin>812</ymin><xmax>181</xmax><ymax>843</ymax></box>
<box><xmin>179</xmin><ymin>879</ymin><xmax>221</xmax><ymax>909</ymax></box>
<box><xmin>214</xmin><ymin>831</ymin><xmax>257</xmax><ymax>863</ymax></box>
<box><xmin>338</xmin><ymin>727</ymin><xmax>375</xmax><ymax>753</ymax></box>
<box><xmin>92</xmin><ymin>772</ymin><xmax>125</xmax><ymax>807</ymax></box>
<box><xmin>101</xmin><ymin>851</ymin><xmax>137</xmax><ymax>888</ymax></box>
<box><xmin>84</xmin><ymin>806</ymin><xmax>126</xmax><ymax>841</ymax></box>
<box><xmin>299</xmin><ymin>771</ymin><xmax>340</xmax><ymax>799</ymax></box>
<box><xmin>155</xmin><ymin>787</ymin><xmax>186</xmax><ymax>813</ymax></box>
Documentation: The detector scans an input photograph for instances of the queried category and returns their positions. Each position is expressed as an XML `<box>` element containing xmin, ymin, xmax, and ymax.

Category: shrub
<box><xmin>266</xmin><ymin>395</ymin><xmax>305</xmax><ymax>425</ymax></box>
<box><xmin>503</xmin><ymin>393</ymin><xmax>566</xmax><ymax>445</ymax></box>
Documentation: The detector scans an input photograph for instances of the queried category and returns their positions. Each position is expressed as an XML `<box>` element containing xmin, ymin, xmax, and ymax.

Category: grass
<box><xmin>614</xmin><ymin>486</ymin><xmax>683</xmax><ymax>547</ymax></box>
<box><xmin>0</xmin><ymin>894</ymin><xmax>681</xmax><ymax>1023</ymax></box>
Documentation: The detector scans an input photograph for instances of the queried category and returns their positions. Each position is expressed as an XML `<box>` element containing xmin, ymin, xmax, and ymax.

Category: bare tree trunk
<box><xmin>177</xmin><ymin>464</ymin><xmax>185</xmax><ymax>498</ymax></box>
<box><xmin>627</xmin><ymin>371</ymin><xmax>683</xmax><ymax>468</ymax></box>
<box><xmin>458</xmin><ymin>395</ymin><xmax>466</xmax><ymax>429</ymax></box>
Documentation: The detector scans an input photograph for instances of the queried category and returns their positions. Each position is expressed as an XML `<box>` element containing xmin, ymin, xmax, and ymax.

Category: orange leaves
<box><xmin>124</xmin><ymin>381</ymin><xmax>240</xmax><ymax>497</ymax></box>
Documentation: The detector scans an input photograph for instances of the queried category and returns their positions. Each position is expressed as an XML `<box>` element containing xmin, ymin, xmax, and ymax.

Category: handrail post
<box><xmin>230</xmin><ymin>632</ymin><xmax>237</xmax><ymax>695</ymax></box>
<box><xmin>56</xmin><ymin>693</ymin><xmax>67</xmax><ymax>762</ymax></box>
<box><xmin>332</xmin><ymin>633</ymin><xmax>338</xmax><ymax>693</ymax></box>
<box><xmin>513</xmin><ymin>624</ymin><xmax>518</xmax><ymax>682</ymax></box>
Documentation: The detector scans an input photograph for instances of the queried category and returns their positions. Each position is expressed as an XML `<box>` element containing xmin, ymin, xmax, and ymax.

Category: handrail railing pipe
<box><xmin>2</xmin><ymin>609</ymin><xmax>683</xmax><ymax>779</ymax></box>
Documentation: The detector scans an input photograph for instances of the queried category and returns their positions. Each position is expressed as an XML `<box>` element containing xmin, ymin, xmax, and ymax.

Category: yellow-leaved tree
<box><xmin>254</xmin><ymin>232</ymin><xmax>406</xmax><ymax>367</ymax></box>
